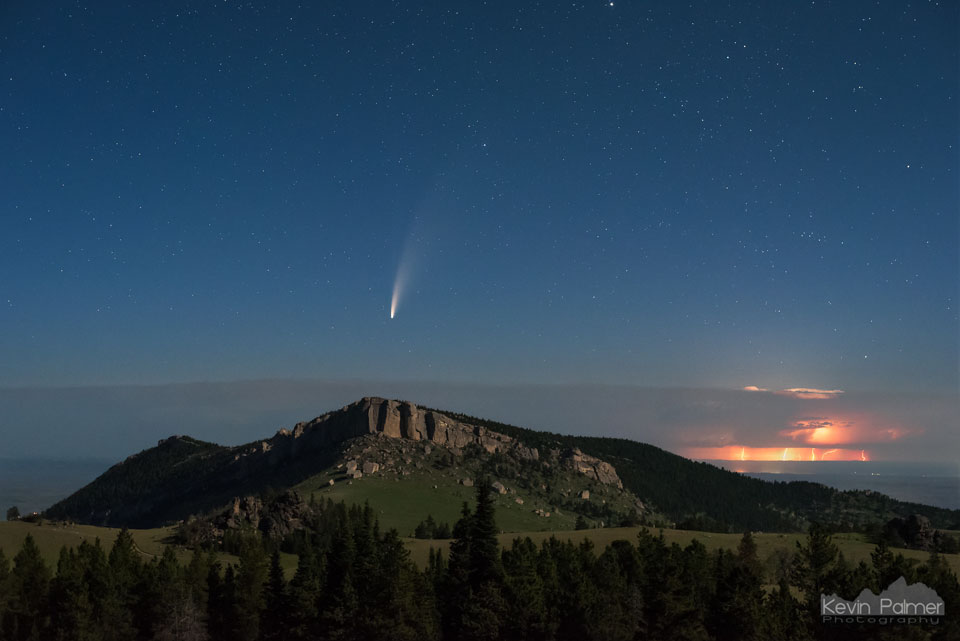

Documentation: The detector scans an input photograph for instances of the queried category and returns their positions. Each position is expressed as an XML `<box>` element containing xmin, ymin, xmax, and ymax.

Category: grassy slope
<box><xmin>403</xmin><ymin>527</ymin><xmax>960</xmax><ymax>575</ymax></box>
<box><xmin>0</xmin><ymin>522</ymin><xmax>299</xmax><ymax>577</ymax></box>
<box><xmin>0</xmin><ymin>521</ymin><xmax>179</xmax><ymax>565</ymax></box>
<box><xmin>4</xmin><ymin>522</ymin><xmax>956</xmax><ymax>584</ymax></box>
<box><xmin>297</xmin><ymin>468</ymin><xmax>584</xmax><ymax>535</ymax></box>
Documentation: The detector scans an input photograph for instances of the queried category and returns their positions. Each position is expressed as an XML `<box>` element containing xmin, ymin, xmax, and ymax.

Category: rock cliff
<box><xmin>252</xmin><ymin>397</ymin><xmax>623</xmax><ymax>490</ymax></box>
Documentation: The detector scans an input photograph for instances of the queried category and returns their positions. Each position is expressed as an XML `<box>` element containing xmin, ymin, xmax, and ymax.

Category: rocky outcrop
<box><xmin>560</xmin><ymin>448</ymin><xmax>624</xmax><ymax>490</ymax></box>
<box><xmin>883</xmin><ymin>514</ymin><xmax>938</xmax><ymax>550</ymax></box>
<box><xmin>213</xmin><ymin>490</ymin><xmax>310</xmax><ymax>540</ymax></box>
<box><xmin>254</xmin><ymin>397</ymin><xmax>550</xmax><ymax>469</ymax></box>
<box><xmin>239</xmin><ymin>398</ymin><xmax>623</xmax><ymax>490</ymax></box>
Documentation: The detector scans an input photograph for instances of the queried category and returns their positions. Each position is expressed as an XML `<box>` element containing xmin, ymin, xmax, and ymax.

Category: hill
<box><xmin>45</xmin><ymin>397</ymin><xmax>960</xmax><ymax>534</ymax></box>
<box><xmin>45</xmin><ymin>398</ymin><xmax>643</xmax><ymax>530</ymax></box>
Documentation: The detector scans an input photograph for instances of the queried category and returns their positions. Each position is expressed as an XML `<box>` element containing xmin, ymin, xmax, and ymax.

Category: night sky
<box><xmin>2</xmin><ymin>2</ymin><xmax>957</xmax><ymax>460</ymax></box>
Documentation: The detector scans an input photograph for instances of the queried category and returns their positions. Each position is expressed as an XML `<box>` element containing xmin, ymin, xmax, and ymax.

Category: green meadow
<box><xmin>298</xmin><ymin>469</ymin><xmax>586</xmax><ymax>535</ymax></box>
<box><xmin>3</xmin><ymin>519</ymin><xmax>956</xmax><ymax>581</ymax></box>
<box><xmin>403</xmin><ymin>526</ymin><xmax>960</xmax><ymax>575</ymax></box>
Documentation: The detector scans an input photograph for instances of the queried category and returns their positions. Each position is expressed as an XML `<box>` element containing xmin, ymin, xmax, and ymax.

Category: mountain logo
<box><xmin>821</xmin><ymin>576</ymin><xmax>944</xmax><ymax>625</ymax></box>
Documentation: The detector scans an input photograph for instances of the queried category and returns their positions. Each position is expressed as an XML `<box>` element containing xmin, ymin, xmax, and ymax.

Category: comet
<box><xmin>389</xmin><ymin>231</ymin><xmax>416</xmax><ymax>319</ymax></box>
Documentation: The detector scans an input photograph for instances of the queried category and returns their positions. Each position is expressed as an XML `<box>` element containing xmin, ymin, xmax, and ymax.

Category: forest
<box><xmin>1</xmin><ymin>479</ymin><xmax>958</xmax><ymax>641</ymax></box>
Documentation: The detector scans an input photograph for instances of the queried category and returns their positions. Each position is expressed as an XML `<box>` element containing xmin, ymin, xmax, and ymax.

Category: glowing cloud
<box><xmin>782</xmin><ymin>417</ymin><xmax>856</xmax><ymax>444</ymax></box>
<box><xmin>742</xmin><ymin>385</ymin><xmax>844</xmax><ymax>399</ymax></box>
<box><xmin>776</xmin><ymin>388</ymin><xmax>845</xmax><ymax>400</ymax></box>
<box><xmin>781</xmin><ymin>415</ymin><xmax>917</xmax><ymax>445</ymax></box>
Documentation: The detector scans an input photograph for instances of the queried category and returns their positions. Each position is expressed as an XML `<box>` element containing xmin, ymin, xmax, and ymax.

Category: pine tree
<box><xmin>106</xmin><ymin>529</ymin><xmax>140</xmax><ymax>639</ymax></box>
<box><xmin>286</xmin><ymin>546</ymin><xmax>323</xmax><ymax>640</ymax></box>
<box><xmin>318</xmin><ymin>522</ymin><xmax>359</xmax><ymax>641</ymax></box>
<box><xmin>762</xmin><ymin>577</ymin><xmax>810</xmax><ymax>641</ymax></box>
<box><xmin>737</xmin><ymin>531</ymin><xmax>761</xmax><ymax>577</ymax></box>
<box><xmin>48</xmin><ymin>546</ymin><xmax>95</xmax><ymax>640</ymax></box>
<box><xmin>9</xmin><ymin>534</ymin><xmax>51</xmax><ymax>641</ymax></box>
<box><xmin>0</xmin><ymin>547</ymin><xmax>11</xmax><ymax>636</ymax></box>
<box><xmin>362</xmin><ymin>529</ymin><xmax>438</xmax><ymax>641</ymax></box>
<box><xmin>469</xmin><ymin>479</ymin><xmax>503</xmax><ymax>587</ymax></box>
<box><xmin>259</xmin><ymin>550</ymin><xmax>287</xmax><ymax>641</ymax></box>
<box><xmin>207</xmin><ymin>562</ymin><xmax>240</xmax><ymax>641</ymax></box>
<box><xmin>75</xmin><ymin>538</ymin><xmax>119</xmax><ymax>641</ymax></box>
<box><xmin>443</xmin><ymin>480</ymin><xmax>507</xmax><ymax>641</ymax></box>
<box><xmin>791</xmin><ymin>523</ymin><xmax>842</xmax><ymax>635</ymax></box>
<box><xmin>501</xmin><ymin>537</ymin><xmax>551</xmax><ymax>641</ymax></box>
<box><xmin>235</xmin><ymin>541</ymin><xmax>268</xmax><ymax>641</ymax></box>
<box><xmin>871</xmin><ymin>539</ymin><xmax>898</xmax><ymax>590</ymax></box>
<box><xmin>919</xmin><ymin>550</ymin><xmax>960</xmax><ymax>641</ymax></box>
<box><xmin>708</xmin><ymin>547</ymin><xmax>764</xmax><ymax>641</ymax></box>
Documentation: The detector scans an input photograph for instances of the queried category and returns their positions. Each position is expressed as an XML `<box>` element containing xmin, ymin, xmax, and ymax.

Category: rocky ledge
<box><xmin>232</xmin><ymin>397</ymin><xmax>624</xmax><ymax>490</ymax></box>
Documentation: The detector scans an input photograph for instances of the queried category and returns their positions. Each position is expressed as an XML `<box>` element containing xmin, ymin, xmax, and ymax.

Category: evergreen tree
<box><xmin>635</xmin><ymin>530</ymin><xmax>708</xmax><ymax>641</ymax></box>
<box><xmin>737</xmin><ymin>531</ymin><xmax>761</xmax><ymax>577</ymax></box>
<box><xmin>762</xmin><ymin>576</ymin><xmax>810</xmax><ymax>641</ymax></box>
<box><xmin>259</xmin><ymin>550</ymin><xmax>287</xmax><ymax>641</ymax></box>
<box><xmin>48</xmin><ymin>546</ymin><xmax>96</xmax><ymax>640</ymax></box>
<box><xmin>501</xmin><ymin>537</ymin><xmax>551</xmax><ymax>641</ymax></box>
<box><xmin>443</xmin><ymin>480</ymin><xmax>507</xmax><ymax>641</ymax></box>
<box><xmin>106</xmin><ymin>530</ymin><xmax>139</xmax><ymax>640</ymax></box>
<box><xmin>235</xmin><ymin>541</ymin><xmax>268</xmax><ymax>641</ymax></box>
<box><xmin>318</xmin><ymin>522</ymin><xmax>359</xmax><ymax>641</ymax></box>
<box><xmin>792</xmin><ymin>523</ymin><xmax>839</xmax><ymax>601</ymax></box>
<box><xmin>792</xmin><ymin>523</ymin><xmax>845</xmax><ymax>636</ymax></box>
<box><xmin>183</xmin><ymin>548</ymin><xmax>212</xmax><ymax>612</ymax></box>
<box><xmin>871</xmin><ymin>539</ymin><xmax>907</xmax><ymax>591</ymax></box>
<box><xmin>207</xmin><ymin>563</ymin><xmax>240</xmax><ymax>641</ymax></box>
<box><xmin>76</xmin><ymin>539</ymin><xmax>120</xmax><ymax>641</ymax></box>
<box><xmin>286</xmin><ymin>546</ymin><xmax>323</xmax><ymax>641</ymax></box>
<box><xmin>0</xmin><ymin>547</ymin><xmax>11</xmax><ymax>637</ymax></box>
<box><xmin>919</xmin><ymin>550</ymin><xmax>960</xmax><ymax>641</ymax></box>
<box><xmin>361</xmin><ymin>529</ymin><xmax>438</xmax><ymax>641</ymax></box>
<box><xmin>586</xmin><ymin>546</ymin><xmax>642</xmax><ymax>641</ymax></box>
<box><xmin>9</xmin><ymin>534</ymin><xmax>51</xmax><ymax>641</ymax></box>
<box><xmin>708</xmin><ymin>547</ymin><xmax>764</xmax><ymax>641</ymax></box>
